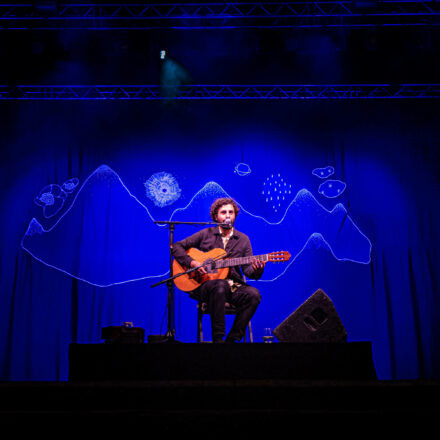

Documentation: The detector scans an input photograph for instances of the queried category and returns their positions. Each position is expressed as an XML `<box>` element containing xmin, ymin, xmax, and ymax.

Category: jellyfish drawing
<box><xmin>62</xmin><ymin>178</ymin><xmax>79</xmax><ymax>193</ymax></box>
<box><xmin>34</xmin><ymin>184</ymin><xmax>68</xmax><ymax>218</ymax></box>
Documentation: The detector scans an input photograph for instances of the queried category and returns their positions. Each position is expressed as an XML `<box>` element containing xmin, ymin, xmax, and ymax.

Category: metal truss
<box><xmin>0</xmin><ymin>2</ymin><xmax>440</xmax><ymax>29</ymax></box>
<box><xmin>1</xmin><ymin>84</ymin><xmax>439</xmax><ymax>100</ymax></box>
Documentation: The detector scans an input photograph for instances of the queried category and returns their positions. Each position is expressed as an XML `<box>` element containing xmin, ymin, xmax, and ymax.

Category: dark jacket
<box><xmin>171</xmin><ymin>226</ymin><xmax>261</xmax><ymax>283</ymax></box>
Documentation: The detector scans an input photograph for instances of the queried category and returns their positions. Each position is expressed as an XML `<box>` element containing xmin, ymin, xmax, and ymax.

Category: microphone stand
<box><xmin>150</xmin><ymin>220</ymin><xmax>219</xmax><ymax>343</ymax></box>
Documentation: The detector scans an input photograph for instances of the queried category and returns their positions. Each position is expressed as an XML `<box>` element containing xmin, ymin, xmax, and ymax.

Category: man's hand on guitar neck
<box><xmin>251</xmin><ymin>258</ymin><xmax>266</xmax><ymax>278</ymax></box>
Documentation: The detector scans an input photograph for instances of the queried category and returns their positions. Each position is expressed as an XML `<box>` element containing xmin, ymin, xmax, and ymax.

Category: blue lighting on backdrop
<box><xmin>21</xmin><ymin>164</ymin><xmax>371</xmax><ymax>288</ymax></box>
<box><xmin>2</xmin><ymin>96</ymin><xmax>439</xmax><ymax>382</ymax></box>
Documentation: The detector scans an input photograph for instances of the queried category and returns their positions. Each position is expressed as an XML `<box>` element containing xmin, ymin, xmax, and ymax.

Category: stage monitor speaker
<box><xmin>101</xmin><ymin>323</ymin><xmax>145</xmax><ymax>344</ymax></box>
<box><xmin>273</xmin><ymin>289</ymin><xmax>347</xmax><ymax>343</ymax></box>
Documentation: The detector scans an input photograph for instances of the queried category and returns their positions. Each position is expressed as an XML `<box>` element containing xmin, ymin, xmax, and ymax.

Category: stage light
<box><xmin>160</xmin><ymin>50</ymin><xmax>166</xmax><ymax>60</ymax></box>
<box><xmin>160</xmin><ymin>56</ymin><xmax>193</xmax><ymax>98</ymax></box>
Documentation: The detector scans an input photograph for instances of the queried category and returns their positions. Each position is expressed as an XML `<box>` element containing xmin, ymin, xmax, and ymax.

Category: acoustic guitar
<box><xmin>173</xmin><ymin>247</ymin><xmax>291</xmax><ymax>292</ymax></box>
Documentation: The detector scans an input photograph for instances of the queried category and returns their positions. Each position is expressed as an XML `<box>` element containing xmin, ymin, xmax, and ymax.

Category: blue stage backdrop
<box><xmin>0</xmin><ymin>99</ymin><xmax>439</xmax><ymax>381</ymax></box>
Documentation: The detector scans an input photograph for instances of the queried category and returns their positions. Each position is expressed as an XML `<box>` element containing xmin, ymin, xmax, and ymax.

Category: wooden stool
<box><xmin>197</xmin><ymin>301</ymin><xmax>253</xmax><ymax>343</ymax></box>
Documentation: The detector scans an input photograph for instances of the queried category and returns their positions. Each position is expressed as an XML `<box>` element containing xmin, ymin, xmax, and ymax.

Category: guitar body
<box><xmin>173</xmin><ymin>248</ymin><xmax>230</xmax><ymax>292</ymax></box>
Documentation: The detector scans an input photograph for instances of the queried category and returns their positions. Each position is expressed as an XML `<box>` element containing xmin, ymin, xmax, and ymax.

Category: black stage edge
<box><xmin>1</xmin><ymin>380</ymin><xmax>440</xmax><ymax>429</ymax></box>
<box><xmin>68</xmin><ymin>341</ymin><xmax>377</xmax><ymax>381</ymax></box>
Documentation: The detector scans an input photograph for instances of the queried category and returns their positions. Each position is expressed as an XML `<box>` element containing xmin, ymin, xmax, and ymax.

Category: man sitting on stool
<box><xmin>172</xmin><ymin>197</ymin><xmax>265</xmax><ymax>343</ymax></box>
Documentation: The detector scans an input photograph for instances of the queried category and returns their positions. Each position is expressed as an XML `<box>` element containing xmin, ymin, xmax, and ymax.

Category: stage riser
<box><xmin>68</xmin><ymin>342</ymin><xmax>377</xmax><ymax>381</ymax></box>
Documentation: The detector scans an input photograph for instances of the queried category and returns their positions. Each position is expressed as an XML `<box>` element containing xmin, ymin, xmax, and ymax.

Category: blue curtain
<box><xmin>1</xmin><ymin>100</ymin><xmax>439</xmax><ymax>380</ymax></box>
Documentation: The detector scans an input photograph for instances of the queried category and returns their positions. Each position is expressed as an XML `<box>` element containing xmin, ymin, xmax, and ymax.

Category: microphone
<box><xmin>220</xmin><ymin>218</ymin><xmax>232</xmax><ymax>229</ymax></box>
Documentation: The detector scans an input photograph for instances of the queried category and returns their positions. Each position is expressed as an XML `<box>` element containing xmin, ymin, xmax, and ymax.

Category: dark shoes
<box><xmin>213</xmin><ymin>332</ymin><xmax>242</xmax><ymax>343</ymax></box>
<box><xmin>224</xmin><ymin>336</ymin><xmax>241</xmax><ymax>343</ymax></box>
<box><xmin>213</xmin><ymin>338</ymin><xmax>238</xmax><ymax>343</ymax></box>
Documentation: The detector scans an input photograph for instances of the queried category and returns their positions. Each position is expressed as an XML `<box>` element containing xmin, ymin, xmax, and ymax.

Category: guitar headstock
<box><xmin>267</xmin><ymin>251</ymin><xmax>291</xmax><ymax>263</ymax></box>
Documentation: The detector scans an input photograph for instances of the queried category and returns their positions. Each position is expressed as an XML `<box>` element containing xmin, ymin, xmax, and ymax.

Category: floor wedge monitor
<box><xmin>274</xmin><ymin>289</ymin><xmax>347</xmax><ymax>343</ymax></box>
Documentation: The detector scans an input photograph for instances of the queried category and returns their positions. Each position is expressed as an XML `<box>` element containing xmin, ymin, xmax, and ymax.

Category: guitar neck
<box><xmin>215</xmin><ymin>254</ymin><xmax>268</xmax><ymax>269</ymax></box>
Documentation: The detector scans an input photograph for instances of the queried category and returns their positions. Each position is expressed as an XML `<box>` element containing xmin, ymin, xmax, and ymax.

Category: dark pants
<box><xmin>190</xmin><ymin>279</ymin><xmax>261</xmax><ymax>342</ymax></box>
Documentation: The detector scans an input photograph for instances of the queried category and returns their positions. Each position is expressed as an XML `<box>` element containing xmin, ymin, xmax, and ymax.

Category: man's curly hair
<box><xmin>210</xmin><ymin>198</ymin><xmax>240</xmax><ymax>222</ymax></box>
